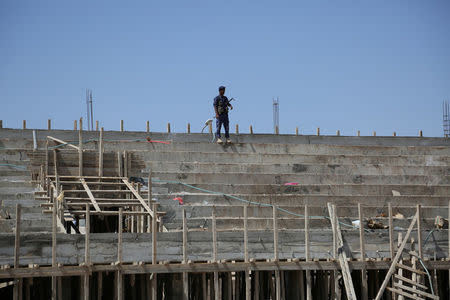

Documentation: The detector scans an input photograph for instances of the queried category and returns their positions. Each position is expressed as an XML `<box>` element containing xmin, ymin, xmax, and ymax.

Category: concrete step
<box><xmin>144</xmin><ymin>161</ymin><xmax>450</xmax><ymax>176</ymax></box>
<box><xmin>152</xmin><ymin>172</ymin><xmax>450</xmax><ymax>185</ymax></box>
<box><xmin>135</xmin><ymin>151</ymin><xmax>450</xmax><ymax>166</ymax></box>
<box><xmin>157</xmin><ymin>182</ymin><xmax>450</xmax><ymax>196</ymax></box>
<box><xmin>2</xmin><ymin>128</ymin><xmax>449</xmax><ymax>146</ymax></box>
<box><xmin>154</xmin><ymin>193</ymin><xmax>450</xmax><ymax>207</ymax></box>
<box><xmin>90</xmin><ymin>140</ymin><xmax>450</xmax><ymax>155</ymax></box>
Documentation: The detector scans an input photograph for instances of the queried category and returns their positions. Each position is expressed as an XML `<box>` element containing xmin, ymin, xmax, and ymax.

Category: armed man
<box><xmin>213</xmin><ymin>86</ymin><xmax>233</xmax><ymax>144</ymax></box>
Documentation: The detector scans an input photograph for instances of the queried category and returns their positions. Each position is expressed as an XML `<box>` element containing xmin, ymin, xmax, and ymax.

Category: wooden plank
<box><xmin>328</xmin><ymin>203</ymin><xmax>357</xmax><ymax>300</ymax></box>
<box><xmin>122</xmin><ymin>179</ymin><xmax>156</xmax><ymax>219</ymax></box>
<box><xmin>386</xmin><ymin>287</ymin><xmax>425</xmax><ymax>300</ymax></box>
<box><xmin>394</xmin><ymin>274</ymin><xmax>428</xmax><ymax>290</ymax></box>
<box><xmin>374</xmin><ymin>212</ymin><xmax>418</xmax><ymax>300</ymax></box>
<box><xmin>395</xmin><ymin>263</ymin><xmax>426</xmax><ymax>275</ymax></box>
<box><xmin>305</xmin><ymin>205</ymin><xmax>312</xmax><ymax>300</ymax></box>
<box><xmin>388</xmin><ymin>203</ymin><xmax>394</xmax><ymax>259</ymax></box>
<box><xmin>393</xmin><ymin>282</ymin><xmax>439</xmax><ymax>300</ymax></box>
<box><xmin>80</xmin><ymin>179</ymin><xmax>101</xmax><ymax>212</ymax></box>
<box><xmin>47</xmin><ymin>136</ymin><xmax>80</xmax><ymax>151</ymax></box>
<box><xmin>98</xmin><ymin>128</ymin><xmax>103</xmax><ymax>177</ymax></box>
<box><xmin>117</xmin><ymin>152</ymin><xmax>122</xmax><ymax>177</ymax></box>
<box><xmin>117</xmin><ymin>208</ymin><xmax>123</xmax><ymax>300</ymax></box>
<box><xmin>358</xmin><ymin>203</ymin><xmax>368</xmax><ymax>300</ymax></box>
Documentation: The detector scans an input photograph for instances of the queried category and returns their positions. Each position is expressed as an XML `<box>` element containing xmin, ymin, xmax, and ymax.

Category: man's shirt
<box><xmin>213</xmin><ymin>95</ymin><xmax>230</xmax><ymax>115</ymax></box>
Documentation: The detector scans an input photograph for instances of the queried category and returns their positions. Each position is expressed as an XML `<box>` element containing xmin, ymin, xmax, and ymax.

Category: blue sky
<box><xmin>1</xmin><ymin>1</ymin><xmax>449</xmax><ymax>136</ymax></box>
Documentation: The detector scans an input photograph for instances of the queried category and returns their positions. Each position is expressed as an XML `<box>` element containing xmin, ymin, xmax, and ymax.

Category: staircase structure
<box><xmin>0</xmin><ymin>124</ymin><xmax>449</xmax><ymax>299</ymax></box>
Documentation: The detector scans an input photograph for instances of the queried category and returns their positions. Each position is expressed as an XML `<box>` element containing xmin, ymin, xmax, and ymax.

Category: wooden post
<box><xmin>448</xmin><ymin>200</ymin><xmax>450</xmax><ymax>291</ymax></box>
<box><xmin>373</xmin><ymin>131</ymin><xmax>376</xmax><ymax>136</ymax></box>
<box><xmin>275</xmin><ymin>126</ymin><xmax>279</xmax><ymax>134</ymax></box>
<box><xmin>13</xmin><ymin>204</ymin><xmax>21</xmax><ymax>300</ymax></box>
<box><xmin>73</xmin><ymin>120</ymin><xmax>77</xmax><ymax>130</ymax></box>
<box><xmin>51</xmin><ymin>188</ymin><xmax>57</xmax><ymax>300</ymax></box>
<box><xmin>22</xmin><ymin>120</ymin><xmax>26</xmax><ymax>129</ymax></box>
<box><xmin>151</xmin><ymin>203</ymin><xmax>157</xmax><ymax>300</ymax></box>
<box><xmin>95</xmin><ymin>120</ymin><xmax>99</xmax><ymax>131</ymax></box>
<box><xmin>305</xmin><ymin>205</ymin><xmax>312</xmax><ymax>300</ymax></box>
<box><xmin>249</xmin><ymin>125</ymin><xmax>253</xmax><ymax>134</ymax></box>
<box><xmin>388</xmin><ymin>203</ymin><xmax>394</xmax><ymax>259</ymax></box>
<box><xmin>244</xmin><ymin>206</ymin><xmax>250</xmax><ymax>300</ymax></box>
<box><xmin>336</xmin><ymin>130</ymin><xmax>340</xmax><ymax>136</ymax></box>
<box><xmin>393</xmin><ymin>132</ymin><xmax>397</xmax><ymax>137</ymax></box>
<box><xmin>117</xmin><ymin>151</ymin><xmax>123</xmax><ymax>177</ymax></box>
<box><xmin>97</xmin><ymin>272</ymin><xmax>103</xmax><ymax>300</ymax></box>
<box><xmin>147</xmin><ymin>170</ymin><xmax>152</xmax><ymax>233</ymax></box>
<box><xmin>212</xmin><ymin>209</ymin><xmax>219</xmax><ymax>300</ymax></box>
<box><xmin>117</xmin><ymin>208</ymin><xmax>123</xmax><ymax>300</ymax></box>
<box><xmin>417</xmin><ymin>205</ymin><xmax>423</xmax><ymax>259</ymax></box>
<box><xmin>273</xmin><ymin>205</ymin><xmax>281</xmax><ymax>300</ymax></box>
<box><xmin>358</xmin><ymin>203</ymin><xmax>368</xmax><ymax>300</ymax></box>
<box><xmin>209</xmin><ymin>122</ymin><xmax>212</xmax><ymax>134</ymax></box>
<box><xmin>146</xmin><ymin>121</ymin><xmax>150</xmax><ymax>133</ymax></box>
<box><xmin>84</xmin><ymin>204</ymin><xmax>90</xmax><ymax>300</ymax></box>
<box><xmin>167</xmin><ymin>122</ymin><xmax>171</xmax><ymax>133</ymax></box>
<box><xmin>235</xmin><ymin>124</ymin><xmax>239</xmax><ymax>134</ymax></box>
<box><xmin>79</xmin><ymin>118</ymin><xmax>83</xmax><ymax>177</ymax></box>
<box><xmin>357</xmin><ymin>130</ymin><xmax>360</xmax><ymax>136</ymax></box>
<box><xmin>182</xmin><ymin>208</ymin><xmax>188</xmax><ymax>300</ymax></box>
<box><xmin>98</xmin><ymin>127</ymin><xmax>104</xmax><ymax>177</ymax></box>
<box><xmin>296</xmin><ymin>127</ymin><xmax>299</xmax><ymax>135</ymax></box>
<box><xmin>187</xmin><ymin>123</ymin><xmax>191</xmax><ymax>133</ymax></box>
<box><xmin>419</xmin><ymin>130</ymin><xmax>423</xmax><ymax>137</ymax></box>
<box><xmin>48</xmin><ymin>119</ymin><xmax>51</xmax><ymax>130</ymax></box>
<box><xmin>0</xmin><ymin>120</ymin><xmax>2</xmax><ymax>128</ymax></box>
<box><xmin>120</xmin><ymin>120</ymin><xmax>124</xmax><ymax>132</ymax></box>
<box><xmin>317</xmin><ymin>128</ymin><xmax>320</xmax><ymax>136</ymax></box>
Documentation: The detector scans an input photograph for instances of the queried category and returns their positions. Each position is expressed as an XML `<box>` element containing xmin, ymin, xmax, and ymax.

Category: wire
<box><xmin>152</xmin><ymin>179</ymin><xmax>370</xmax><ymax>231</ymax></box>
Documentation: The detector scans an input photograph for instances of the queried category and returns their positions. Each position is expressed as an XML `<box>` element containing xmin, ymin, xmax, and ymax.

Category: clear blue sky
<box><xmin>1</xmin><ymin>1</ymin><xmax>449</xmax><ymax>136</ymax></box>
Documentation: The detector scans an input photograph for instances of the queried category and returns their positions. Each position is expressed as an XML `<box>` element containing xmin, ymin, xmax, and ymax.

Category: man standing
<box><xmin>213</xmin><ymin>86</ymin><xmax>233</xmax><ymax>143</ymax></box>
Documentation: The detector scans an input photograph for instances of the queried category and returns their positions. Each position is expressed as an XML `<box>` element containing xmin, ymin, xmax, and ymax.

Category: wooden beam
<box><xmin>393</xmin><ymin>282</ymin><xmax>439</xmax><ymax>300</ymax></box>
<box><xmin>84</xmin><ymin>204</ymin><xmax>90</xmax><ymax>300</ymax></box>
<box><xmin>78</xmin><ymin>118</ymin><xmax>83</xmax><ymax>176</ymax></box>
<box><xmin>147</xmin><ymin>169</ymin><xmax>152</xmax><ymax>233</ymax></box>
<box><xmin>212</xmin><ymin>209</ymin><xmax>219</xmax><ymax>300</ymax></box>
<box><xmin>305</xmin><ymin>205</ymin><xmax>312</xmax><ymax>300</ymax></box>
<box><xmin>117</xmin><ymin>208</ymin><xmax>123</xmax><ymax>300</ymax></box>
<box><xmin>273</xmin><ymin>205</ymin><xmax>278</xmax><ymax>261</ymax></box>
<box><xmin>122</xmin><ymin>179</ymin><xmax>156</xmax><ymax>219</ymax></box>
<box><xmin>98</xmin><ymin>127</ymin><xmax>103</xmax><ymax>177</ymax></box>
<box><xmin>47</xmin><ymin>136</ymin><xmax>80</xmax><ymax>151</ymax></box>
<box><xmin>151</xmin><ymin>203</ymin><xmax>157</xmax><ymax>300</ymax></box>
<box><xmin>416</xmin><ymin>205</ymin><xmax>423</xmax><ymax>259</ymax></box>
<box><xmin>244</xmin><ymin>205</ymin><xmax>250</xmax><ymax>300</ymax></box>
<box><xmin>182</xmin><ymin>208</ymin><xmax>188</xmax><ymax>300</ymax></box>
<box><xmin>358</xmin><ymin>203</ymin><xmax>368</xmax><ymax>300</ymax></box>
<box><xmin>13</xmin><ymin>204</ymin><xmax>21</xmax><ymax>300</ymax></box>
<box><xmin>51</xmin><ymin>188</ymin><xmax>57</xmax><ymax>300</ymax></box>
<box><xmin>327</xmin><ymin>203</ymin><xmax>357</xmax><ymax>300</ymax></box>
<box><xmin>374</xmin><ymin>212</ymin><xmax>418</xmax><ymax>300</ymax></box>
<box><xmin>80</xmin><ymin>179</ymin><xmax>101</xmax><ymax>212</ymax></box>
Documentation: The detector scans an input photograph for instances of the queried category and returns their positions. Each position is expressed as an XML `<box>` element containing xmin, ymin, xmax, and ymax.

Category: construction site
<box><xmin>0</xmin><ymin>119</ymin><xmax>448</xmax><ymax>300</ymax></box>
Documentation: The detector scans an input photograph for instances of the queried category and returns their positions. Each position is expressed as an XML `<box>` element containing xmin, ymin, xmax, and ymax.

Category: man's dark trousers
<box><xmin>216</xmin><ymin>114</ymin><xmax>230</xmax><ymax>139</ymax></box>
